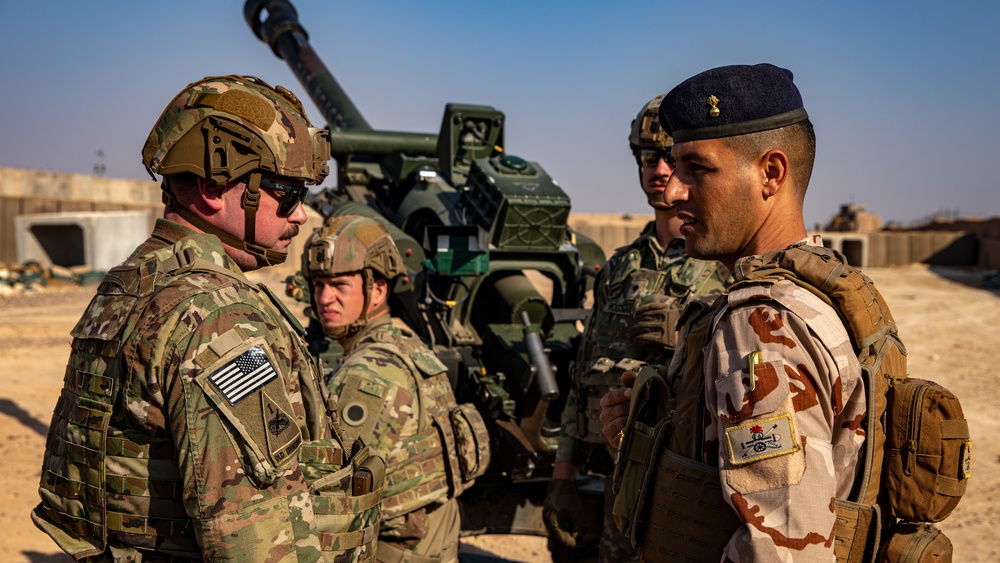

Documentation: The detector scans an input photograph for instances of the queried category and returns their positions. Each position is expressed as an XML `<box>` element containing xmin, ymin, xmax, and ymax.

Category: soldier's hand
<box><xmin>628</xmin><ymin>293</ymin><xmax>680</xmax><ymax>349</ymax></box>
<box><xmin>599</xmin><ymin>371</ymin><xmax>636</xmax><ymax>447</ymax></box>
<box><xmin>542</xmin><ymin>479</ymin><xmax>586</xmax><ymax>547</ymax></box>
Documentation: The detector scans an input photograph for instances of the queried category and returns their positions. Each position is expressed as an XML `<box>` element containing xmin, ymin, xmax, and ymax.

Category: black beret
<box><xmin>659</xmin><ymin>63</ymin><xmax>808</xmax><ymax>143</ymax></box>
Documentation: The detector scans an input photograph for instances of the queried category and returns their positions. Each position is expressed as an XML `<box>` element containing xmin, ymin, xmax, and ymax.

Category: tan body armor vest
<box><xmin>614</xmin><ymin>244</ymin><xmax>905</xmax><ymax>563</ymax></box>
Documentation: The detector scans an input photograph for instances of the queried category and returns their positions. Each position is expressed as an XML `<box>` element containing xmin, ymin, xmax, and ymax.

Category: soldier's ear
<box><xmin>195</xmin><ymin>176</ymin><xmax>228</xmax><ymax>212</ymax></box>
<box><xmin>760</xmin><ymin>149</ymin><xmax>788</xmax><ymax>199</ymax></box>
<box><xmin>369</xmin><ymin>278</ymin><xmax>389</xmax><ymax>312</ymax></box>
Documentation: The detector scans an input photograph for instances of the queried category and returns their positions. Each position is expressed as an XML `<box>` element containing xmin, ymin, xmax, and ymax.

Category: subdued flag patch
<box><xmin>725</xmin><ymin>413</ymin><xmax>799</xmax><ymax>465</ymax></box>
<box><xmin>210</xmin><ymin>345</ymin><xmax>278</xmax><ymax>405</ymax></box>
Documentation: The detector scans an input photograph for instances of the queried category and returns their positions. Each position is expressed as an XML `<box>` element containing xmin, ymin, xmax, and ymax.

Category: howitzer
<box><xmin>245</xmin><ymin>0</ymin><xmax>607</xmax><ymax>540</ymax></box>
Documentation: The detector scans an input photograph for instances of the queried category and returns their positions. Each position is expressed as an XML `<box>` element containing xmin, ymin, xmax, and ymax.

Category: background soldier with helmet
<box><xmin>31</xmin><ymin>75</ymin><xmax>381</xmax><ymax>562</ymax></box>
<box><xmin>302</xmin><ymin>215</ymin><xmax>490</xmax><ymax>563</ymax></box>
<box><xmin>543</xmin><ymin>95</ymin><xmax>728</xmax><ymax>562</ymax></box>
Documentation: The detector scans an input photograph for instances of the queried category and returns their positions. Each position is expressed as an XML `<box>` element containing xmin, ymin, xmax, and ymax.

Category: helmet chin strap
<box><xmin>161</xmin><ymin>174</ymin><xmax>288</xmax><ymax>266</ymax></box>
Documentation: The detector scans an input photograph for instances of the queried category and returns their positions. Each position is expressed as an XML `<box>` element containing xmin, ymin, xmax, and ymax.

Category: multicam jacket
<box><xmin>557</xmin><ymin>222</ymin><xmax>728</xmax><ymax>464</ymax></box>
<box><xmin>666</xmin><ymin>237</ymin><xmax>868</xmax><ymax>562</ymax></box>
<box><xmin>328</xmin><ymin>316</ymin><xmax>487</xmax><ymax>543</ymax></box>
<box><xmin>32</xmin><ymin>219</ymin><xmax>344</xmax><ymax>562</ymax></box>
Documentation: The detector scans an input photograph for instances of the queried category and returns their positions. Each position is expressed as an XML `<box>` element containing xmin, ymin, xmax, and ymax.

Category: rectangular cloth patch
<box><xmin>210</xmin><ymin>345</ymin><xmax>278</xmax><ymax>406</ymax></box>
<box><xmin>725</xmin><ymin>413</ymin><xmax>800</xmax><ymax>466</ymax></box>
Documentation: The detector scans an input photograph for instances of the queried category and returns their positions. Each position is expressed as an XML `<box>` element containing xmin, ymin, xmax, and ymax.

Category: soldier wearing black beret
<box><xmin>601</xmin><ymin>64</ymin><xmax>900</xmax><ymax>562</ymax></box>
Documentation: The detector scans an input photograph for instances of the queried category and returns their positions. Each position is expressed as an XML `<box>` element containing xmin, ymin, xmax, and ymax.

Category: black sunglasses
<box><xmin>638</xmin><ymin>147</ymin><xmax>674</xmax><ymax>168</ymax></box>
<box><xmin>258</xmin><ymin>177</ymin><xmax>308</xmax><ymax>217</ymax></box>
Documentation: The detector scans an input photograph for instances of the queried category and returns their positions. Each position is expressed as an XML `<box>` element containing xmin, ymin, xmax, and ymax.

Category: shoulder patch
<box><xmin>210</xmin><ymin>345</ymin><xmax>278</xmax><ymax>405</ymax></box>
<box><xmin>342</xmin><ymin>401</ymin><xmax>369</xmax><ymax>427</ymax></box>
<box><xmin>725</xmin><ymin>413</ymin><xmax>800</xmax><ymax>465</ymax></box>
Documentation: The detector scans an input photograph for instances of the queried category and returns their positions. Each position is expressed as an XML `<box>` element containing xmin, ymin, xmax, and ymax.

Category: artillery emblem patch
<box><xmin>267</xmin><ymin>406</ymin><xmax>291</xmax><ymax>436</ymax></box>
<box><xmin>725</xmin><ymin>413</ymin><xmax>799</xmax><ymax>465</ymax></box>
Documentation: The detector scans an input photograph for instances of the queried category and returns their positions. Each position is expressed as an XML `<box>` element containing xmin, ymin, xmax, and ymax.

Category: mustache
<box><xmin>281</xmin><ymin>226</ymin><xmax>300</xmax><ymax>240</ymax></box>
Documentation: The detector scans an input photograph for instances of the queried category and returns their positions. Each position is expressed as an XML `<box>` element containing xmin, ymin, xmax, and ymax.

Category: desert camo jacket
<box><xmin>32</xmin><ymin>219</ymin><xmax>338</xmax><ymax>562</ymax></box>
<box><xmin>557</xmin><ymin>222</ymin><xmax>728</xmax><ymax>465</ymax></box>
<box><xmin>326</xmin><ymin>315</ymin><xmax>457</xmax><ymax>540</ymax></box>
<box><xmin>699</xmin><ymin>238</ymin><xmax>867</xmax><ymax>562</ymax></box>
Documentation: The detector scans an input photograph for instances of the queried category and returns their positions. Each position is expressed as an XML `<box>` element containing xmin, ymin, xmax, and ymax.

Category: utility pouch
<box><xmin>301</xmin><ymin>441</ymin><xmax>384</xmax><ymax>561</ymax></box>
<box><xmin>886</xmin><ymin>378</ymin><xmax>970</xmax><ymax>522</ymax></box>
<box><xmin>877</xmin><ymin>522</ymin><xmax>953</xmax><ymax>563</ymax></box>
<box><xmin>450</xmin><ymin>403</ymin><xmax>491</xmax><ymax>482</ymax></box>
<box><xmin>578</xmin><ymin>357</ymin><xmax>647</xmax><ymax>443</ymax></box>
<box><xmin>610</xmin><ymin>365</ymin><xmax>673</xmax><ymax>547</ymax></box>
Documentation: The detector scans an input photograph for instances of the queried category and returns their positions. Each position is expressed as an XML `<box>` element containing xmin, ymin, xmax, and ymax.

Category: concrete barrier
<box><xmin>15</xmin><ymin>211</ymin><xmax>150</xmax><ymax>271</ymax></box>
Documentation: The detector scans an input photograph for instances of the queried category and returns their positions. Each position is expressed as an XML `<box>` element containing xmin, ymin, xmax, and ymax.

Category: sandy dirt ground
<box><xmin>1</xmin><ymin>264</ymin><xmax>997</xmax><ymax>562</ymax></box>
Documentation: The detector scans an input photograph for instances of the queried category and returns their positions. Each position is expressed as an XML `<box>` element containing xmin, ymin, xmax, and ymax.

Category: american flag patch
<box><xmin>210</xmin><ymin>345</ymin><xmax>278</xmax><ymax>405</ymax></box>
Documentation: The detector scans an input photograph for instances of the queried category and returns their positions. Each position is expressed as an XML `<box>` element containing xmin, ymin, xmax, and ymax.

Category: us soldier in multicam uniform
<box><xmin>543</xmin><ymin>95</ymin><xmax>728</xmax><ymax>562</ymax></box>
<box><xmin>32</xmin><ymin>75</ymin><xmax>382</xmax><ymax>562</ymax></box>
<box><xmin>302</xmin><ymin>216</ymin><xmax>490</xmax><ymax>563</ymax></box>
<box><xmin>601</xmin><ymin>64</ymin><xmax>877</xmax><ymax>562</ymax></box>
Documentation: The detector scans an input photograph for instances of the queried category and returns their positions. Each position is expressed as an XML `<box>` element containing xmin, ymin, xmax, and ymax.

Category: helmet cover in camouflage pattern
<box><xmin>303</xmin><ymin>215</ymin><xmax>406</xmax><ymax>281</ymax></box>
<box><xmin>142</xmin><ymin>75</ymin><xmax>330</xmax><ymax>185</ymax></box>
<box><xmin>628</xmin><ymin>94</ymin><xmax>672</xmax><ymax>152</ymax></box>
<box><xmin>304</xmin><ymin>215</ymin><xmax>406</xmax><ymax>339</ymax></box>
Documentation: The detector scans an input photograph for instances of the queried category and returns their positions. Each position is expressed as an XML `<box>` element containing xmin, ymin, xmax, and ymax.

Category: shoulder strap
<box><xmin>732</xmin><ymin>244</ymin><xmax>907</xmax><ymax>508</ymax></box>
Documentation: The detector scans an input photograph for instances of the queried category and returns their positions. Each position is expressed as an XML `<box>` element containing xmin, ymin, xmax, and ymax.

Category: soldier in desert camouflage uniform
<box><xmin>303</xmin><ymin>215</ymin><xmax>490</xmax><ymax>563</ymax></box>
<box><xmin>543</xmin><ymin>95</ymin><xmax>728</xmax><ymax>562</ymax></box>
<box><xmin>32</xmin><ymin>75</ymin><xmax>382</xmax><ymax>562</ymax></box>
<box><xmin>601</xmin><ymin>64</ymin><xmax>879</xmax><ymax>561</ymax></box>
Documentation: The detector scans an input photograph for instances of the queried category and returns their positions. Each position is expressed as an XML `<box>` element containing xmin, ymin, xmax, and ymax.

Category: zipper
<box><xmin>904</xmin><ymin>382</ymin><xmax>929</xmax><ymax>476</ymax></box>
<box><xmin>901</xmin><ymin>523</ymin><xmax>938</xmax><ymax>561</ymax></box>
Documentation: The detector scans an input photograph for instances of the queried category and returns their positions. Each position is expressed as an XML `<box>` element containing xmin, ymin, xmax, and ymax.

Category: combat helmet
<box><xmin>303</xmin><ymin>215</ymin><xmax>406</xmax><ymax>339</ymax></box>
<box><xmin>629</xmin><ymin>94</ymin><xmax>672</xmax><ymax>154</ymax></box>
<box><xmin>629</xmin><ymin>94</ymin><xmax>674</xmax><ymax>209</ymax></box>
<box><xmin>141</xmin><ymin>75</ymin><xmax>331</xmax><ymax>266</ymax></box>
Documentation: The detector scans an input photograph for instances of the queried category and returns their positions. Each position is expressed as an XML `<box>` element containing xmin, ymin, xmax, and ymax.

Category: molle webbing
<box><xmin>313</xmin><ymin>489</ymin><xmax>381</xmax><ymax>554</ymax></box>
<box><xmin>103</xmin><ymin>434</ymin><xmax>195</xmax><ymax>552</ymax></box>
<box><xmin>368</xmin><ymin>340</ymin><xmax>461</xmax><ymax>510</ymax></box>
<box><xmin>380</xmin><ymin>425</ymin><xmax>450</xmax><ymax>518</ymax></box>
<box><xmin>579</xmin><ymin>357</ymin><xmax>648</xmax><ymax>444</ymax></box>
<box><xmin>641</xmin><ymin>448</ymin><xmax>742</xmax><ymax>562</ymax></box>
<box><xmin>34</xmin><ymin>248</ymin><xmax>239</xmax><ymax>558</ymax></box>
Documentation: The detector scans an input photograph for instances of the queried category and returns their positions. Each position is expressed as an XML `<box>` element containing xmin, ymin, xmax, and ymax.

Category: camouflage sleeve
<box><xmin>555</xmin><ymin>262</ymin><xmax>613</xmax><ymax>465</ymax></box>
<box><xmin>556</xmin><ymin>379</ymin><xmax>590</xmax><ymax>465</ymax></box>
<box><xmin>127</xmin><ymin>297</ymin><xmax>325</xmax><ymax>561</ymax></box>
<box><xmin>703</xmin><ymin>282</ymin><xmax>865</xmax><ymax>562</ymax></box>
<box><xmin>326</xmin><ymin>349</ymin><xmax>420</xmax><ymax>463</ymax></box>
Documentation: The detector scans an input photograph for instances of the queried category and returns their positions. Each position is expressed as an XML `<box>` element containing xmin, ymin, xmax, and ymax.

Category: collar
<box><xmin>340</xmin><ymin>313</ymin><xmax>393</xmax><ymax>355</ymax></box>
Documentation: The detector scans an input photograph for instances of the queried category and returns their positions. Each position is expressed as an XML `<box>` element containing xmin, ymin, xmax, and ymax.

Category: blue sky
<box><xmin>1</xmin><ymin>1</ymin><xmax>997</xmax><ymax>228</ymax></box>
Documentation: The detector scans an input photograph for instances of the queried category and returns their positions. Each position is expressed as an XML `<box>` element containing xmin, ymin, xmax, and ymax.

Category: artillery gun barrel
<box><xmin>244</xmin><ymin>0</ymin><xmax>438</xmax><ymax>156</ymax></box>
<box><xmin>520</xmin><ymin>311</ymin><xmax>559</xmax><ymax>402</ymax></box>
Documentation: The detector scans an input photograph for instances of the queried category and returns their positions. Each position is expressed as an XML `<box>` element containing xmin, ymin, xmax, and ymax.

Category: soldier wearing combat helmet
<box><xmin>304</xmin><ymin>215</ymin><xmax>490</xmax><ymax>563</ymax></box>
<box><xmin>543</xmin><ymin>95</ymin><xmax>728</xmax><ymax>562</ymax></box>
<box><xmin>32</xmin><ymin>75</ymin><xmax>382</xmax><ymax>561</ymax></box>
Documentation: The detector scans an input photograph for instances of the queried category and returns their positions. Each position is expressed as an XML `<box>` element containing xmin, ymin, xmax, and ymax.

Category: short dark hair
<box><xmin>723</xmin><ymin>119</ymin><xmax>816</xmax><ymax>199</ymax></box>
